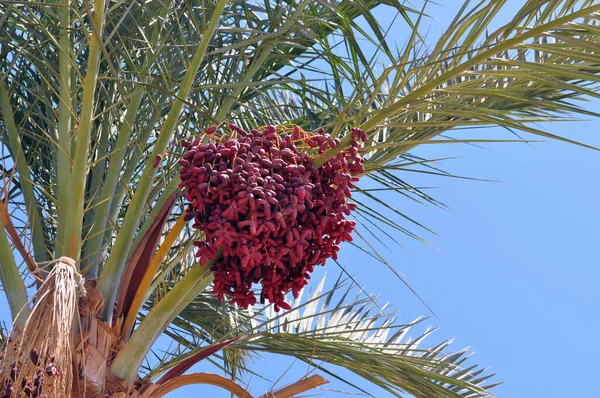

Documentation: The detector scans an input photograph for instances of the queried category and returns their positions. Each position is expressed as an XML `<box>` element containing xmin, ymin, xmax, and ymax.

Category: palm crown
<box><xmin>0</xmin><ymin>0</ymin><xmax>598</xmax><ymax>397</ymax></box>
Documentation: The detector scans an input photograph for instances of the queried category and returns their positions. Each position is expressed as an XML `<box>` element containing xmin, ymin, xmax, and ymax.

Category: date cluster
<box><xmin>179</xmin><ymin>125</ymin><xmax>365</xmax><ymax>311</ymax></box>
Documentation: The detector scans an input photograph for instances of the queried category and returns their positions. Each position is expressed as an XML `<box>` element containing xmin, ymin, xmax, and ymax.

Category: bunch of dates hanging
<box><xmin>178</xmin><ymin>124</ymin><xmax>366</xmax><ymax>311</ymax></box>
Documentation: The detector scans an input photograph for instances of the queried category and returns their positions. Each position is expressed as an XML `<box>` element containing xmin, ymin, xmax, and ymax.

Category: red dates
<box><xmin>179</xmin><ymin>125</ymin><xmax>366</xmax><ymax>311</ymax></box>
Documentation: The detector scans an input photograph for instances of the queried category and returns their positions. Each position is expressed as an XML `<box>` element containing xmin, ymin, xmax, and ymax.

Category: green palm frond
<box><xmin>328</xmin><ymin>0</ymin><xmax>600</xmax><ymax>164</ymax></box>
<box><xmin>150</xmin><ymin>276</ymin><xmax>497</xmax><ymax>397</ymax></box>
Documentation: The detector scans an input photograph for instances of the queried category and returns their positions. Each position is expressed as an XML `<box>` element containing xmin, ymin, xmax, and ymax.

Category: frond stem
<box><xmin>83</xmin><ymin>3</ymin><xmax>172</xmax><ymax>274</ymax></box>
<box><xmin>110</xmin><ymin>250</ymin><xmax>221</xmax><ymax>383</ymax></box>
<box><xmin>0</xmin><ymin>81</ymin><xmax>47</xmax><ymax>262</ymax></box>
<box><xmin>260</xmin><ymin>375</ymin><xmax>328</xmax><ymax>398</ymax></box>
<box><xmin>0</xmin><ymin>203</ymin><xmax>42</xmax><ymax>285</ymax></box>
<box><xmin>151</xmin><ymin>373</ymin><xmax>252</xmax><ymax>397</ymax></box>
<box><xmin>62</xmin><ymin>0</ymin><xmax>107</xmax><ymax>263</ymax></box>
<box><xmin>55</xmin><ymin>0</ymin><xmax>73</xmax><ymax>257</ymax></box>
<box><xmin>97</xmin><ymin>0</ymin><xmax>228</xmax><ymax>322</ymax></box>
<box><xmin>121</xmin><ymin>213</ymin><xmax>187</xmax><ymax>340</ymax></box>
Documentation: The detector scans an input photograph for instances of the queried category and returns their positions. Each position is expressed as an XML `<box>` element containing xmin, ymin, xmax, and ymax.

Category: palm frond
<box><xmin>325</xmin><ymin>1</ymin><xmax>600</xmax><ymax>165</ymax></box>
<box><xmin>150</xmin><ymin>276</ymin><xmax>497</xmax><ymax>397</ymax></box>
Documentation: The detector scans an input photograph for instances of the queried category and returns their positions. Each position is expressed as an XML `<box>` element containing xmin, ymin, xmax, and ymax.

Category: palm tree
<box><xmin>0</xmin><ymin>0</ymin><xmax>598</xmax><ymax>396</ymax></box>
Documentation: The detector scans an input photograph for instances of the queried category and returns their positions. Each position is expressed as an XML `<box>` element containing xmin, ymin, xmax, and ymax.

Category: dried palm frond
<box><xmin>0</xmin><ymin>257</ymin><xmax>85</xmax><ymax>398</ymax></box>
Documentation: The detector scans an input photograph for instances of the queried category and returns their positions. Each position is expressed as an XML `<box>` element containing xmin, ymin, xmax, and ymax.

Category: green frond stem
<box><xmin>102</xmin><ymin>112</ymin><xmax>161</xmax><ymax>269</ymax></box>
<box><xmin>107</xmin><ymin>110</ymin><xmax>160</xmax><ymax>219</ymax></box>
<box><xmin>55</xmin><ymin>0</ymin><xmax>73</xmax><ymax>257</ymax></box>
<box><xmin>82</xmin><ymin>85</ymin><xmax>114</xmax><ymax>273</ymax></box>
<box><xmin>61</xmin><ymin>0</ymin><xmax>107</xmax><ymax>262</ymax></box>
<box><xmin>110</xmin><ymin>250</ymin><xmax>222</xmax><ymax>383</ymax></box>
<box><xmin>83</xmin><ymin>3</ymin><xmax>172</xmax><ymax>275</ymax></box>
<box><xmin>97</xmin><ymin>0</ymin><xmax>229</xmax><ymax>321</ymax></box>
<box><xmin>0</xmin><ymin>214</ymin><xmax>30</xmax><ymax>327</ymax></box>
<box><xmin>83</xmin><ymin>89</ymin><xmax>144</xmax><ymax>270</ymax></box>
<box><xmin>0</xmin><ymin>82</ymin><xmax>47</xmax><ymax>262</ymax></box>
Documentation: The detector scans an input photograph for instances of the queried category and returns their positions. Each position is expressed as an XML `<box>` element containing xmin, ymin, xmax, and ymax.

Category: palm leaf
<box><xmin>149</xmin><ymin>276</ymin><xmax>497</xmax><ymax>397</ymax></box>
